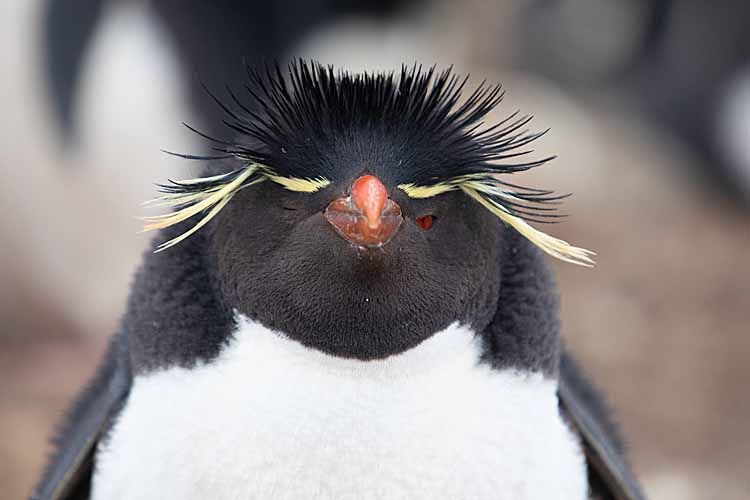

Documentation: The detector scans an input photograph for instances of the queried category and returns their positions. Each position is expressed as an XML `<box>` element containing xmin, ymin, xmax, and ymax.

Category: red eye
<box><xmin>416</xmin><ymin>215</ymin><xmax>434</xmax><ymax>230</ymax></box>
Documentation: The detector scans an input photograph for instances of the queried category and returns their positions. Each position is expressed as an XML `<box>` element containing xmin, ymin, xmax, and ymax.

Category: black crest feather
<box><xmin>201</xmin><ymin>60</ymin><xmax>552</xmax><ymax>186</ymax></box>
<box><xmin>145</xmin><ymin>60</ymin><xmax>594</xmax><ymax>265</ymax></box>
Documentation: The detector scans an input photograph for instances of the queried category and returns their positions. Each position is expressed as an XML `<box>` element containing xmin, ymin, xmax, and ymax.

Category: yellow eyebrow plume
<box><xmin>397</xmin><ymin>182</ymin><xmax>455</xmax><ymax>199</ymax></box>
<box><xmin>262</xmin><ymin>172</ymin><xmax>331</xmax><ymax>193</ymax></box>
<box><xmin>461</xmin><ymin>186</ymin><xmax>595</xmax><ymax>267</ymax></box>
<box><xmin>142</xmin><ymin>163</ymin><xmax>331</xmax><ymax>251</ymax></box>
<box><xmin>398</xmin><ymin>177</ymin><xmax>595</xmax><ymax>267</ymax></box>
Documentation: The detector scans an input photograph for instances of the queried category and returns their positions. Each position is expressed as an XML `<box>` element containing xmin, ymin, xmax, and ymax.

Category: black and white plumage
<box><xmin>34</xmin><ymin>62</ymin><xmax>644</xmax><ymax>500</ymax></box>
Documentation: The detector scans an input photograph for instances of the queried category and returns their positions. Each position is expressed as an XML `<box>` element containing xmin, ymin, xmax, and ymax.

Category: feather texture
<box><xmin>143</xmin><ymin>60</ymin><xmax>594</xmax><ymax>265</ymax></box>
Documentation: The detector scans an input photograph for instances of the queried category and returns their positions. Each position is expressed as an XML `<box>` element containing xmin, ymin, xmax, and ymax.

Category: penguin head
<box><xmin>145</xmin><ymin>61</ymin><xmax>594</xmax><ymax>360</ymax></box>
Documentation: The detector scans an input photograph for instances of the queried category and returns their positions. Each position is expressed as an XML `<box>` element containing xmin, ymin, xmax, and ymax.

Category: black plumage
<box><xmin>165</xmin><ymin>61</ymin><xmax>562</xmax><ymax>222</ymax></box>
<box><xmin>206</xmin><ymin>62</ymin><xmax>553</xmax><ymax>187</ymax></box>
<box><xmin>148</xmin><ymin>62</ymin><xmax>593</xmax><ymax>263</ymax></box>
<box><xmin>37</xmin><ymin>15</ymin><xmax>640</xmax><ymax>496</ymax></box>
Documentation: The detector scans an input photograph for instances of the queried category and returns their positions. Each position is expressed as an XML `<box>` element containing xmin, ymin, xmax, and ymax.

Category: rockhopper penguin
<box><xmin>34</xmin><ymin>62</ymin><xmax>645</xmax><ymax>500</ymax></box>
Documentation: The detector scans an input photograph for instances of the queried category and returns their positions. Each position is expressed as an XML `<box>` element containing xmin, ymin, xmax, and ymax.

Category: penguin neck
<box><xmin>125</xmin><ymin>226</ymin><xmax>236</xmax><ymax>374</ymax></box>
<box><xmin>479</xmin><ymin>231</ymin><xmax>562</xmax><ymax>377</ymax></box>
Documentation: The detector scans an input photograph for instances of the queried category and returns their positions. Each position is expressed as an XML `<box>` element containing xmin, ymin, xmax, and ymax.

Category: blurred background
<box><xmin>1</xmin><ymin>0</ymin><xmax>748</xmax><ymax>498</ymax></box>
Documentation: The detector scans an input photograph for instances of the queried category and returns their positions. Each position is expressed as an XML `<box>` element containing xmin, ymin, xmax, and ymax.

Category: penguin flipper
<box><xmin>32</xmin><ymin>331</ymin><xmax>131</xmax><ymax>500</ymax></box>
<box><xmin>558</xmin><ymin>351</ymin><xmax>646</xmax><ymax>500</ymax></box>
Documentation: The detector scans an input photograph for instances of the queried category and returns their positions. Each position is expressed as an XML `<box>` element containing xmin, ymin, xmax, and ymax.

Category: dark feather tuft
<box><xmin>146</xmin><ymin>60</ymin><xmax>594</xmax><ymax>265</ymax></box>
<box><xmin>198</xmin><ymin>59</ymin><xmax>553</xmax><ymax>188</ymax></box>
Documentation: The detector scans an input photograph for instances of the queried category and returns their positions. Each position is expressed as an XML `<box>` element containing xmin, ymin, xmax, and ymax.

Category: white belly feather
<box><xmin>92</xmin><ymin>315</ymin><xmax>587</xmax><ymax>500</ymax></box>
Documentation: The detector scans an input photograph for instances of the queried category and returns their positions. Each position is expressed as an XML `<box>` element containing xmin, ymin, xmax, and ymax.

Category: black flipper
<box><xmin>558</xmin><ymin>352</ymin><xmax>646</xmax><ymax>500</ymax></box>
<box><xmin>32</xmin><ymin>331</ymin><xmax>131</xmax><ymax>500</ymax></box>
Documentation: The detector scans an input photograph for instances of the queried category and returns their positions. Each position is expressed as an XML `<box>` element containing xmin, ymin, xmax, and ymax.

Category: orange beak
<box><xmin>324</xmin><ymin>175</ymin><xmax>402</xmax><ymax>247</ymax></box>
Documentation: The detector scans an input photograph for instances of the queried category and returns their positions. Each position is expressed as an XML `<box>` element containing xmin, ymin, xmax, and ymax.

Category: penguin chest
<box><xmin>93</xmin><ymin>318</ymin><xmax>587</xmax><ymax>500</ymax></box>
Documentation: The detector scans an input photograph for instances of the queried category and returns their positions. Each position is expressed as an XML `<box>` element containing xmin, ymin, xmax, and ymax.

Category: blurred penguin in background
<box><xmin>43</xmin><ymin>0</ymin><xmax>417</xmax><ymax>144</ymax></box>
<box><xmin>520</xmin><ymin>0</ymin><xmax>750</xmax><ymax>205</ymax></box>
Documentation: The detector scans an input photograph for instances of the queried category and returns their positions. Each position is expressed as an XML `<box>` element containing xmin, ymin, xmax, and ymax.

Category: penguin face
<box><xmin>144</xmin><ymin>61</ymin><xmax>591</xmax><ymax>359</ymax></box>
<box><xmin>210</xmin><ymin>148</ymin><xmax>505</xmax><ymax>360</ymax></box>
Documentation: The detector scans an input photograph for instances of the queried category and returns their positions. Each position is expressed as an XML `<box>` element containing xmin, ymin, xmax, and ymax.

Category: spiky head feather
<box><xmin>144</xmin><ymin>60</ymin><xmax>594</xmax><ymax>265</ymax></box>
